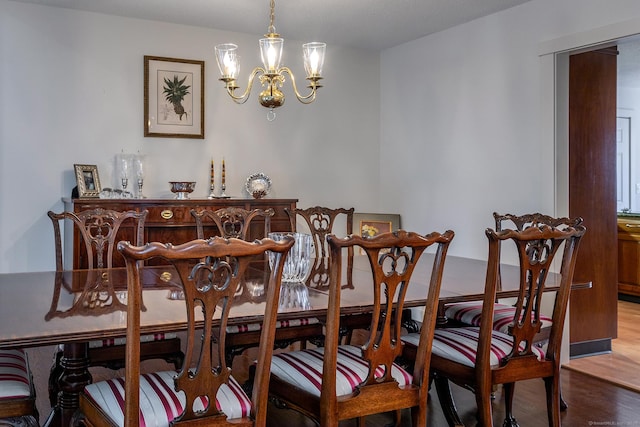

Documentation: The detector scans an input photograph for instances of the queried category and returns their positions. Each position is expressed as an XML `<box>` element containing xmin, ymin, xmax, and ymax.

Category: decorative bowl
<box><xmin>169</xmin><ymin>181</ymin><xmax>196</xmax><ymax>199</ymax></box>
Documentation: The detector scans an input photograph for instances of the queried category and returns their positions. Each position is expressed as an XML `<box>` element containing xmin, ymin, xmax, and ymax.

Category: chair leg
<box><xmin>544</xmin><ymin>376</ymin><xmax>562</xmax><ymax>427</ymax></box>
<box><xmin>535</xmin><ymin>340</ymin><xmax>566</xmax><ymax>411</ymax></box>
<box><xmin>393</xmin><ymin>409</ymin><xmax>401</xmax><ymax>426</ymax></box>
<box><xmin>71</xmin><ymin>405</ymin><xmax>86</xmax><ymax>427</ymax></box>
<box><xmin>167</xmin><ymin>350</ymin><xmax>185</xmax><ymax>370</ymax></box>
<box><xmin>433</xmin><ymin>373</ymin><xmax>465</xmax><ymax>427</ymax></box>
<box><xmin>344</xmin><ymin>329</ymin><xmax>354</xmax><ymax>345</ymax></box>
<box><xmin>410</xmin><ymin>402</ymin><xmax>427</xmax><ymax>427</ymax></box>
<box><xmin>474</xmin><ymin>380</ymin><xmax>494</xmax><ymax>427</ymax></box>
<box><xmin>502</xmin><ymin>382</ymin><xmax>518</xmax><ymax>427</ymax></box>
<box><xmin>379</xmin><ymin>410</ymin><xmax>402</xmax><ymax>427</ymax></box>
<box><xmin>559</xmin><ymin>384</ymin><xmax>568</xmax><ymax>411</ymax></box>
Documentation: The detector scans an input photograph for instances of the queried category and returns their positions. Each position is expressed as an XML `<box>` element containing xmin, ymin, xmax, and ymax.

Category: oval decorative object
<box><xmin>245</xmin><ymin>173</ymin><xmax>272</xmax><ymax>199</ymax></box>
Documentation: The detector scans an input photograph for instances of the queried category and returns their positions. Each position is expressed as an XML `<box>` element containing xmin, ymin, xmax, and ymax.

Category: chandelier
<box><xmin>214</xmin><ymin>0</ymin><xmax>326</xmax><ymax>120</ymax></box>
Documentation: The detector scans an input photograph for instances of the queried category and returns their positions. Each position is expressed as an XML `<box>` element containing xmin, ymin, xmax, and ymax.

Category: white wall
<box><xmin>0</xmin><ymin>0</ymin><xmax>380</xmax><ymax>273</ymax></box>
<box><xmin>618</xmin><ymin>87</ymin><xmax>640</xmax><ymax>212</ymax></box>
<box><xmin>380</xmin><ymin>0</ymin><xmax>640</xmax><ymax>261</ymax></box>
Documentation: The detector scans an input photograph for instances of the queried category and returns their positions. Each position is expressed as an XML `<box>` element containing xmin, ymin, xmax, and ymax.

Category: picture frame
<box><xmin>353</xmin><ymin>213</ymin><xmax>401</xmax><ymax>238</ymax></box>
<box><xmin>144</xmin><ymin>56</ymin><xmax>204</xmax><ymax>138</ymax></box>
<box><xmin>74</xmin><ymin>164</ymin><xmax>102</xmax><ymax>198</ymax></box>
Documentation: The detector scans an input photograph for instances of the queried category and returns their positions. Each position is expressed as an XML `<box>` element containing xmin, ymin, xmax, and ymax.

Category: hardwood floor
<box><xmin>564</xmin><ymin>299</ymin><xmax>640</xmax><ymax>393</ymax></box>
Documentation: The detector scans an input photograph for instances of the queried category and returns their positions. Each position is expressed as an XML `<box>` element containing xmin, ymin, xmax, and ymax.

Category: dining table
<box><xmin>0</xmin><ymin>253</ymin><xmax>590</xmax><ymax>427</ymax></box>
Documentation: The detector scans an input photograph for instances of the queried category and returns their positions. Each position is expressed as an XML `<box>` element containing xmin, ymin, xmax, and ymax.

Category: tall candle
<box><xmin>210</xmin><ymin>159</ymin><xmax>214</xmax><ymax>185</ymax></box>
<box><xmin>222</xmin><ymin>159</ymin><xmax>226</xmax><ymax>187</ymax></box>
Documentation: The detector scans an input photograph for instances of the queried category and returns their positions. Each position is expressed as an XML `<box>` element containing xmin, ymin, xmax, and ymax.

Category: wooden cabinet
<box><xmin>617</xmin><ymin>216</ymin><xmax>640</xmax><ymax>297</ymax></box>
<box><xmin>63</xmin><ymin>197</ymin><xmax>297</xmax><ymax>269</ymax></box>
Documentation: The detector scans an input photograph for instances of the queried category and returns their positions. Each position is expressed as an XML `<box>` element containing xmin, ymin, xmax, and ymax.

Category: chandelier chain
<box><xmin>268</xmin><ymin>0</ymin><xmax>276</xmax><ymax>34</ymax></box>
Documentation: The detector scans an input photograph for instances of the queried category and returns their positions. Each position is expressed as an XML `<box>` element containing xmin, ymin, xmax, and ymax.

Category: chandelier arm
<box><xmin>279</xmin><ymin>67</ymin><xmax>318</xmax><ymax>104</ymax></box>
<box><xmin>226</xmin><ymin>67</ymin><xmax>267</xmax><ymax>104</ymax></box>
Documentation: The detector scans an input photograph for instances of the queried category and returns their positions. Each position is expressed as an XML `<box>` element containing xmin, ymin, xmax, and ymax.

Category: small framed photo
<box><xmin>353</xmin><ymin>213</ymin><xmax>401</xmax><ymax>238</ymax></box>
<box><xmin>74</xmin><ymin>164</ymin><xmax>102</xmax><ymax>198</ymax></box>
<box><xmin>144</xmin><ymin>55</ymin><xmax>205</xmax><ymax>139</ymax></box>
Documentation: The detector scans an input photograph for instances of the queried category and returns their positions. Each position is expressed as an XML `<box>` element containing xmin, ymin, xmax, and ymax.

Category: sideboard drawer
<box><xmin>63</xmin><ymin>197</ymin><xmax>297</xmax><ymax>268</ymax></box>
<box><xmin>145</xmin><ymin>205</ymin><xmax>197</xmax><ymax>224</ymax></box>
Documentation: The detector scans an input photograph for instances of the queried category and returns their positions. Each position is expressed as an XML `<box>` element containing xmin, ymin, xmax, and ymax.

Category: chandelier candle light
<box><xmin>214</xmin><ymin>0</ymin><xmax>326</xmax><ymax>121</ymax></box>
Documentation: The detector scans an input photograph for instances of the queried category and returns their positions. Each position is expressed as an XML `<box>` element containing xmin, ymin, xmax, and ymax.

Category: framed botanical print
<box><xmin>74</xmin><ymin>164</ymin><xmax>101</xmax><ymax>198</ymax></box>
<box><xmin>144</xmin><ymin>56</ymin><xmax>205</xmax><ymax>138</ymax></box>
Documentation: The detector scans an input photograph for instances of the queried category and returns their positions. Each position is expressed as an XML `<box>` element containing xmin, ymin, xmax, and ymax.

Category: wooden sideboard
<box><xmin>617</xmin><ymin>215</ymin><xmax>640</xmax><ymax>297</ymax></box>
<box><xmin>62</xmin><ymin>197</ymin><xmax>297</xmax><ymax>269</ymax></box>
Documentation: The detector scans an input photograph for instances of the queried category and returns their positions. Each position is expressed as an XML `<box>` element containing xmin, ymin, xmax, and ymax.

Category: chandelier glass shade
<box><xmin>214</xmin><ymin>0</ymin><xmax>325</xmax><ymax>119</ymax></box>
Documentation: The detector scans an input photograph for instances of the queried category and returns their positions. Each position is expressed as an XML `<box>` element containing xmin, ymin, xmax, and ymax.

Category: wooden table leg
<box><xmin>44</xmin><ymin>343</ymin><xmax>91</xmax><ymax>427</ymax></box>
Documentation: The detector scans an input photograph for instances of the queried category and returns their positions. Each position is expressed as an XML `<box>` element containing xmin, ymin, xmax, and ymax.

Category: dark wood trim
<box><xmin>568</xmin><ymin>47</ymin><xmax>618</xmax><ymax>347</ymax></box>
<box><xmin>618</xmin><ymin>293</ymin><xmax>640</xmax><ymax>304</ymax></box>
<box><xmin>570</xmin><ymin>338</ymin><xmax>612</xmax><ymax>358</ymax></box>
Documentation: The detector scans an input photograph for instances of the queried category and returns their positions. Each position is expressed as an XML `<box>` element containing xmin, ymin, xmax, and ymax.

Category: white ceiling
<box><xmin>10</xmin><ymin>0</ymin><xmax>640</xmax><ymax>86</ymax></box>
<box><xmin>10</xmin><ymin>0</ymin><xmax>533</xmax><ymax>51</ymax></box>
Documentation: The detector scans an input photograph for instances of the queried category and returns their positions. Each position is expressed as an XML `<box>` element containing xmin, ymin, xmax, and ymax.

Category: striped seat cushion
<box><xmin>83</xmin><ymin>370</ymin><xmax>251</xmax><ymax>426</ymax></box>
<box><xmin>402</xmin><ymin>327</ymin><xmax>545</xmax><ymax>368</ymax></box>
<box><xmin>444</xmin><ymin>302</ymin><xmax>553</xmax><ymax>334</ymax></box>
<box><xmin>56</xmin><ymin>332</ymin><xmax>179</xmax><ymax>351</ymax></box>
<box><xmin>0</xmin><ymin>349</ymin><xmax>33</xmax><ymax>399</ymax></box>
<box><xmin>270</xmin><ymin>345</ymin><xmax>412</xmax><ymax>398</ymax></box>
<box><xmin>226</xmin><ymin>317</ymin><xmax>320</xmax><ymax>334</ymax></box>
<box><xmin>89</xmin><ymin>332</ymin><xmax>179</xmax><ymax>349</ymax></box>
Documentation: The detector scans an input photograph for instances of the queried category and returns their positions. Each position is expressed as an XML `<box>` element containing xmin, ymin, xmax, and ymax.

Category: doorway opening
<box><xmin>553</xmin><ymin>31</ymin><xmax>640</xmax><ymax>358</ymax></box>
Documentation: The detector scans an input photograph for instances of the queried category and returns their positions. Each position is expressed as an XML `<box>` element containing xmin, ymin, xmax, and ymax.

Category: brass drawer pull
<box><xmin>624</xmin><ymin>224</ymin><xmax>640</xmax><ymax>228</ymax></box>
<box><xmin>161</xmin><ymin>209</ymin><xmax>174</xmax><ymax>220</ymax></box>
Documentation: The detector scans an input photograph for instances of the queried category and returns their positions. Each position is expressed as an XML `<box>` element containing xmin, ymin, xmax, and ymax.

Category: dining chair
<box><xmin>286</xmin><ymin>206</ymin><xmax>354</xmax><ymax>259</ymax></box>
<box><xmin>286</xmin><ymin>206</ymin><xmax>362</xmax><ymax>341</ymax></box>
<box><xmin>286</xmin><ymin>205</ymin><xmax>354</xmax><ymax>290</ymax></box>
<box><xmin>192</xmin><ymin>206</ymin><xmax>324</xmax><ymax>365</ymax></box>
<box><xmin>405</xmin><ymin>222</ymin><xmax>585</xmax><ymax>427</ymax></box>
<box><xmin>76</xmin><ymin>235</ymin><xmax>295</xmax><ymax>427</ymax></box>
<box><xmin>191</xmin><ymin>206</ymin><xmax>275</xmax><ymax>240</ymax></box>
<box><xmin>47</xmin><ymin>208</ymin><xmax>184</xmax><ymax>407</ymax></box>
<box><xmin>442</xmin><ymin>213</ymin><xmax>584</xmax><ymax>335</ymax></box>
<box><xmin>440</xmin><ymin>212</ymin><xmax>583</xmax><ymax>410</ymax></box>
<box><xmin>269</xmin><ymin>229</ymin><xmax>455</xmax><ymax>426</ymax></box>
<box><xmin>0</xmin><ymin>348</ymin><xmax>38</xmax><ymax>426</ymax></box>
